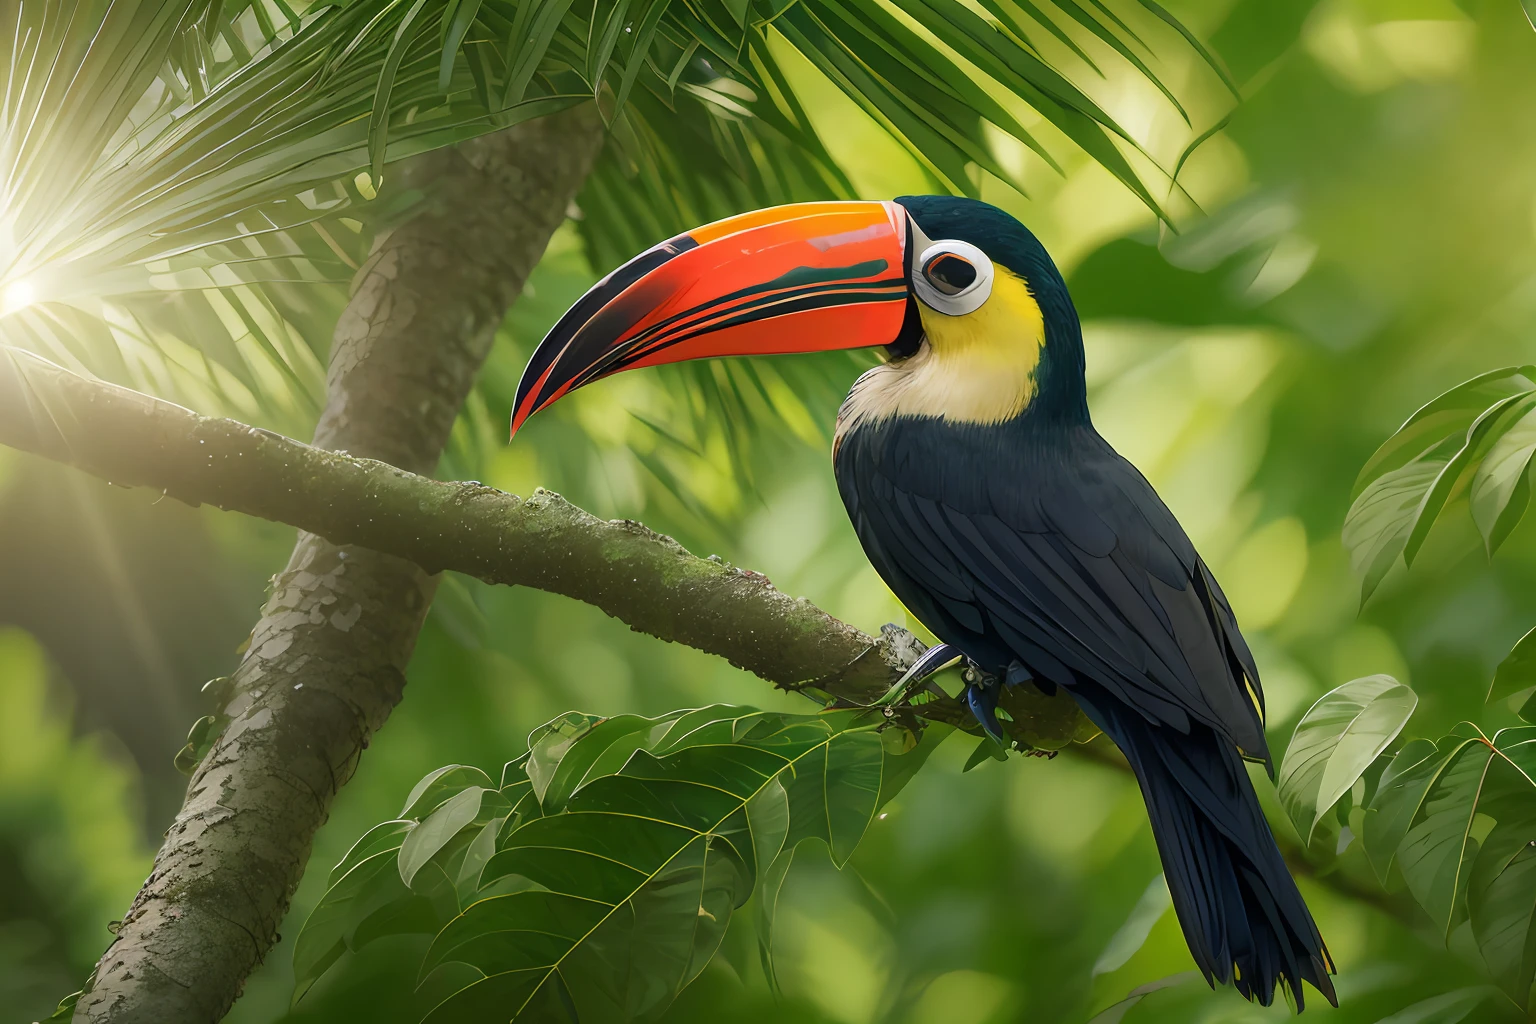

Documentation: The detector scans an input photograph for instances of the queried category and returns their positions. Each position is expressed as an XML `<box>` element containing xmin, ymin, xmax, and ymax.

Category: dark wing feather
<box><xmin>836</xmin><ymin>419</ymin><xmax>1269</xmax><ymax>765</ymax></box>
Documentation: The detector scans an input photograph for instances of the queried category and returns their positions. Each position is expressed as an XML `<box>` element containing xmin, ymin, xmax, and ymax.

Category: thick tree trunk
<box><xmin>73</xmin><ymin>104</ymin><xmax>604</xmax><ymax>1024</ymax></box>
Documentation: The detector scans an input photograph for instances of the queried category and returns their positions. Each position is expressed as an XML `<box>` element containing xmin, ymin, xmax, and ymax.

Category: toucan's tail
<box><xmin>1079</xmin><ymin>684</ymin><xmax>1336</xmax><ymax>1010</ymax></box>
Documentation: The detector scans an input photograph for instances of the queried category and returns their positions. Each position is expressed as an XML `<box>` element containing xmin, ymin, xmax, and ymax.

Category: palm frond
<box><xmin>0</xmin><ymin>0</ymin><xmax>1235</xmax><ymax>475</ymax></box>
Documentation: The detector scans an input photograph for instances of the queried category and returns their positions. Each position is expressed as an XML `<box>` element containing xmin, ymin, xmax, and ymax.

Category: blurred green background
<box><xmin>5</xmin><ymin>0</ymin><xmax>1536</xmax><ymax>1020</ymax></box>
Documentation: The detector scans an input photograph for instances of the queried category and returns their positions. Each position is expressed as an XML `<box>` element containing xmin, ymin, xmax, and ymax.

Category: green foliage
<box><xmin>1277</xmin><ymin>674</ymin><xmax>1416</xmax><ymax>843</ymax></box>
<box><xmin>1278</xmin><ymin>675</ymin><xmax>1536</xmax><ymax>1008</ymax></box>
<box><xmin>1344</xmin><ymin>367</ymin><xmax>1536</xmax><ymax>600</ymax></box>
<box><xmin>0</xmin><ymin>0</ymin><xmax>1226</xmax><ymax>435</ymax></box>
<box><xmin>292</xmin><ymin>705</ymin><xmax>943</xmax><ymax>1022</ymax></box>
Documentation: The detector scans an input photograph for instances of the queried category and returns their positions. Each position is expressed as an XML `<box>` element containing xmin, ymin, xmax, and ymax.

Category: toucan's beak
<box><xmin>511</xmin><ymin>200</ymin><xmax>917</xmax><ymax>437</ymax></box>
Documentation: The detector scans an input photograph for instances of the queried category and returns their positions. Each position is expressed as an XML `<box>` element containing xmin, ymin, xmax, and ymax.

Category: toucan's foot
<box><xmin>874</xmin><ymin>639</ymin><xmax>961</xmax><ymax>708</ymax></box>
<box><xmin>962</xmin><ymin>666</ymin><xmax>1007</xmax><ymax>746</ymax></box>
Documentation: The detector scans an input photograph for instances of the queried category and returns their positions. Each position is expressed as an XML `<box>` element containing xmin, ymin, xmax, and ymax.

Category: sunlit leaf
<box><xmin>1403</xmin><ymin>393</ymin><xmax>1533</xmax><ymax>566</ymax></box>
<box><xmin>1342</xmin><ymin>457</ymin><xmax>1446</xmax><ymax>602</ymax></box>
<box><xmin>1354</xmin><ymin>367</ymin><xmax>1536</xmax><ymax>500</ymax></box>
<box><xmin>401</xmin><ymin>764</ymin><xmax>496</xmax><ymax>818</ymax></box>
<box><xmin>399</xmin><ymin>785</ymin><xmax>486</xmax><ymax>887</ymax></box>
<box><xmin>1278</xmin><ymin>675</ymin><xmax>1417</xmax><ymax>842</ymax></box>
<box><xmin>1470</xmin><ymin>397</ymin><xmax>1536</xmax><ymax>555</ymax></box>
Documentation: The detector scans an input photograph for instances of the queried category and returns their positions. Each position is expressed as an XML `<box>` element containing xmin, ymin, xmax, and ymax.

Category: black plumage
<box><xmin>833</xmin><ymin>196</ymin><xmax>1335</xmax><ymax>1008</ymax></box>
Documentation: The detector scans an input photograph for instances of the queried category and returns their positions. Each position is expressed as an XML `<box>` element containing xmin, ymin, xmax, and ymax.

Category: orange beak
<box><xmin>510</xmin><ymin>201</ymin><xmax>918</xmax><ymax>437</ymax></box>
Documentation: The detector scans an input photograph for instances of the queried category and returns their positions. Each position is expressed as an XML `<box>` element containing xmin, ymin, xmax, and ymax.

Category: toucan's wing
<box><xmin>837</xmin><ymin>422</ymin><xmax>1269</xmax><ymax>765</ymax></box>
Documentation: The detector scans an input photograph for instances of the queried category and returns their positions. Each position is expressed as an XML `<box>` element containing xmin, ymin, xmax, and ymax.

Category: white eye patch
<box><xmin>911</xmin><ymin>239</ymin><xmax>994</xmax><ymax>316</ymax></box>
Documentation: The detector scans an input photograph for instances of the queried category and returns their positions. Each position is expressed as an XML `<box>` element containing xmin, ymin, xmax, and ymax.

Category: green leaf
<box><xmin>437</xmin><ymin>0</ymin><xmax>485</xmax><ymax>92</ymax></box>
<box><xmin>755</xmin><ymin>843</ymin><xmax>798</xmax><ymax>992</ymax></box>
<box><xmin>420</xmin><ymin>714</ymin><xmax>875</xmax><ymax>1022</ymax></box>
<box><xmin>401</xmin><ymin>765</ymin><xmax>496</xmax><ymax>819</ymax></box>
<box><xmin>1384</xmin><ymin>727</ymin><xmax>1536</xmax><ymax>940</ymax></box>
<box><xmin>1091</xmin><ymin>873</ymin><xmax>1171</xmax><ymax>976</ymax></box>
<box><xmin>457</xmin><ymin>814</ymin><xmax>508</xmax><ymax>894</ymax></box>
<box><xmin>1468</xmin><ymin>809</ymin><xmax>1536</xmax><ymax>1005</ymax></box>
<box><xmin>1491</xmin><ymin>625</ymin><xmax>1536</xmax><ymax>706</ymax></box>
<box><xmin>293</xmin><ymin>848</ymin><xmax>413</xmax><ymax>1004</ymax></box>
<box><xmin>782</xmin><ymin>723</ymin><xmax>884</xmax><ymax>865</ymax></box>
<box><xmin>1370</xmin><ymin>987</ymin><xmax>1496</xmax><ymax>1024</ymax></box>
<box><xmin>1397</xmin><ymin>734</ymin><xmax>1495</xmax><ymax>937</ymax></box>
<box><xmin>1278</xmin><ymin>675</ymin><xmax>1417</xmax><ymax>842</ymax></box>
<box><xmin>409</xmin><ymin>707</ymin><xmax>933</xmax><ymax>1022</ymax></box>
<box><xmin>330</xmin><ymin>820</ymin><xmax>416</xmax><ymax>886</ymax></box>
<box><xmin>1354</xmin><ymin>366</ymin><xmax>1536</xmax><ymax>500</ymax></box>
<box><xmin>370</xmin><ymin>0</ymin><xmax>434</xmax><ymax>184</ymax></box>
<box><xmin>1361</xmin><ymin>736</ymin><xmax>1453</xmax><ymax>883</ymax></box>
<box><xmin>400</xmin><ymin>785</ymin><xmax>486</xmax><ymax>887</ymax></box>
<box><xmin>524</xmin><ymin>711</ymin><xmax>607</xmax><ymax>802</ymax></box>
<box><xmin>1403</xmin><ymin>392</ymin><xmax>1533</xmax><ymax>566</ymax></box>
<box><xmin>1470</xmin><ymin>396</ymin><xmax>1536</xmax><ymax>554</ymax></box>
<box><xmin>963</xmin><ymin>735</ymin><xmax>1009</xmax><ymax>772</ymax></box>
<box><xmin>536</xmin><ymin>713</ymin><xmax>661</xmax><ymax>813</ymax></box>
<box><xmin>1085</xmin><ymin>972</ymin><xmax>1202</xmax><ymax>1024</ymax></box>
<box><xmin>1342</xmin><ymin>457</ymin><xmax>1447</xmax><ymax>602</ymax></box>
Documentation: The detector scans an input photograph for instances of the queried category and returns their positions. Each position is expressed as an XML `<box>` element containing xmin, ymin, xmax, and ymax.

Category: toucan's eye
<box><xmin>923</xmin><ymin>253</ymin><xmax>977</xmax><ymax>294</ymax></box>
<box><xmin>911</xmin><ymin>239</ymin><xmax>994</xmax><ymax>316</ymax></box>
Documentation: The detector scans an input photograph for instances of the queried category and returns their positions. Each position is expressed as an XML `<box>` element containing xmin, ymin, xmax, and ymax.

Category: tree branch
<box><xmin>0</xmin><ymin>343</ymin><xmax>917</xmax><ymax>704</ymax></box>
<box><xmin>0</xmin><ymin>333</ymin><xmax>1415</xmax><ymax>952</ymax></box>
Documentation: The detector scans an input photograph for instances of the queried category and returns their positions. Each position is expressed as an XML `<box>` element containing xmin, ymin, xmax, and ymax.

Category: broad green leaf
<box><xmin>537</xmin><ymin>714</ymin><xmax>663</xmax><ymax>812</ymax></box>
<box><xmin>1388</xmin><ymin>727</ymin><xmax>1536</xmax><ymax>939</ymax></box>
<box><xmin>1470</xmin><ymin>396</ymin><xmax>1536</xmax><ymax>554</ymax></box>
<box><xmin>1397</xmin><ymin>736</ymin><xmax>1494</xmax><ymax>936</ymax></box>
<box><xmin>415</xmin><ymin>709</ymin><xmax>915</xmax><ymax>1022</ymax></box>
<box><xmin>1469</xmin><ymin>817</ymin><xmax>1536</xmax><ymax>1005</ymax></box>
<box><xmin>1491</xmin><ymin>625</ymin><xmax>1536</xmax><ymax>706</ymax></box>
<box><xmin>755</xmin><ymin>844</ymin><xmax>799</xmax><ymax>992</ymax></box>
<box><xmin>293</xmin><ymin>848</ymin><xmax>413</xmax><ymax>1003</ymax></box>
<box><xmin>457</xmin><ymin>815</ymin><xmax>508</xmax><ymax>894</ymax></box>
<box><xmin>1278</xmin><ymin>675</ymin><xmax>1417</xmax><ymax>842</ymax></box>
<box><xmin>524</xmin><ymin>711</ymin><xmax>607</xmax><ymax>802</ymax></box>
<box><xmin>401</xmin><ymin>764</ymin><xmax>495</xmax><ymax>819</ymax></box>
<box><xmin>329</xmin><ymin>819</ymin><xmax>415</xmax><ymax>886</ymax></box>
<box><xmin>400</xmin><ymin>785</ymin><xmax>486</xmax><ymax>887</ymax></box>
<box><xmin>1342</xmin><ymin>457</ymin><xmax>1447</xmax><ymax>602</ymax></box>
<box><xmin>1403</xmin><ymin>392</ymin><xmax>1533</xmax><ymax>566</ymax></box>
<box><xmin>744</xmin><ymin>776</ymin><xmax>791</xmax><ymax>874</ymax></box>
<box><xmin>1361</xmin><ymin>736</ymin><xmax>1454</xmax><ymax>883</ymax></box>
<box><xmin>1354</xmin><ymin>367</ymin><xmax>1536</xmax><ymax>499</ymax></box>
<box><xmin>782</xmin><ymin>723</ymin><xmax>883</xmax><ymax>865</ymax></box>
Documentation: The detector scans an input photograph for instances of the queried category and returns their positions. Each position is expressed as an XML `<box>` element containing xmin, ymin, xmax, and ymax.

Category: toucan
<box><xmin>510</xmin><ymin>197</ymin><xmax>1336</xmax><ymax>1010</ymax></box>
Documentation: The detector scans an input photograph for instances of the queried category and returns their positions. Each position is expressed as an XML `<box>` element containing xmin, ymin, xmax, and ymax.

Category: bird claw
<box><xmin>964</xmin><ymin>660</ymin><xmax>1034</xmax><ymax>747</ymax></box>
<box><xmin>963</xmin><ymin>670</ymin><xmax>1008</xmax><ymax>747</ymax></box>
<box><xmin>873</xmin><ymin>640</ymin><xmax>961</xmax><ymax>707</ymax></box>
